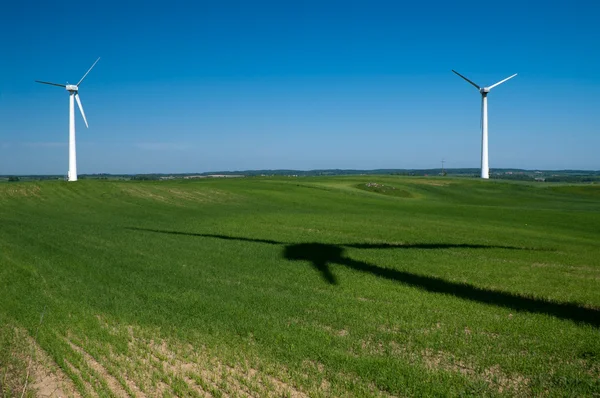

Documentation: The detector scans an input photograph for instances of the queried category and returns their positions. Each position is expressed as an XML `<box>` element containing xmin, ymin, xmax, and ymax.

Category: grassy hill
<box><xmin>1</xmin><ymin>176</ymin><xmax>599</xmax><ymax>396</ymax></box>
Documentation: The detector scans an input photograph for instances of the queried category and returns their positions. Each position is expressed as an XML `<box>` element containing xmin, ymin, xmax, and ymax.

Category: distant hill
<box><xmin>2</xmin><ymin>168</ymin><xmax>599</xmax><ymax>183</ymax></box>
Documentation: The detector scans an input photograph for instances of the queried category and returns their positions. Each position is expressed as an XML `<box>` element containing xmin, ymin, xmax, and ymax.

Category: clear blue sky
<box><xmin>1</xmin><ymin>0</ymin><xmax>599</xmax><ymax>174</ymax></box>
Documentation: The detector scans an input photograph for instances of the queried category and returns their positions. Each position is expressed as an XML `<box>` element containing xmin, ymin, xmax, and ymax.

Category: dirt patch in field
<box><xmin>312</xmin><ymin>323</ymin><xmax>350</xmax><ymax>339</ymax></box>
<box><xmin>67</xmin><ymin>340</ymin><xmax>130</xmax><ymax>397</ymax></box>
<box><xmin>5</xmin><ymin>328</ymin><xmax>81</xmax><ymax>398</ymax></box>
<box><xmin>120</xmin><ymin>186</ymin><xmax>236</xmax><ymax>206</ymax></box>
<box><xmin>351</xmin><ymin>331</ymin><xmax>529</xmax><ymax>396</ymax></box>
<box><xmin>68</xmin><ymin>320</ymin><xmax>310</xmax><ymax>397</ymax></box>
<box><xmin>420</xmin><ymin>348</ymin><xmax>530</xmax><ymax>396</ymax></box>
<box><xmin>355</xmin><ymin>337</ymin><xmax>387</xmax><ymax>356</ymax></box>
<box><xmin>0</xmin><ymin>185</ymin><xmax>43</xmax><ymax>199</ymax></box>
<box><xmin>356</xmin><ymin>183</ymin><xmax>415</xmax><ymax>198</ymax></box>
<box><xmin>167</xmin><ymin>188</ymin><xmax>233</xmax><ymax>202</ymax></box>
<box><xmin>404</xmin><ymin>180</ymin><xmax>450</xmax><ymax>187</ymax></box>
<box><xmin>62</xmin><ymin>359</ymin><xmax>95</xmax><ymax>397</ymax></box>
<box><xmin>134</xmin><ymin>337</ymin><xmax>309</xmax><ymax>398</ymax></box>
<box><xmin>30</xmin><ymin>353</ymin><xmax>81</xmax><ymax>398</ymax></box>
<box><xmin>120</xmin><ymin>186</ymin><xmax>171</xmax><ymax>204</ymax></box>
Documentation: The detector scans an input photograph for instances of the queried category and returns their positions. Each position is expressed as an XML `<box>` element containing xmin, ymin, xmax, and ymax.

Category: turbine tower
<box><xmin>36</xmin><ymin>58</ymin><xmax>100</xmax><ymax>182</ymax></box>
<box><xmin>452</xmin><ymin>70</ymin><xmax>516</xmax><ymax>179</ymax></box>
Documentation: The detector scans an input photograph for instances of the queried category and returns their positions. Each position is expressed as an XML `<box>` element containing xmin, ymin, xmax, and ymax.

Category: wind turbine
<box><xmin>36</xmin><ymin>58</ymin><xmax>100</xmax><ymax>182</ymax></box>
<box><xmin>452</xmin><ymin>70</ymin><xmax>516</xmax><ymax>179</ymax></box>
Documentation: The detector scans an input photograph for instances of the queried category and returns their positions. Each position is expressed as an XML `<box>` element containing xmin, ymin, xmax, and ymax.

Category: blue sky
<box><xmin>1</xmin><ymin>0</ymin><xmax>599</xmax><ymax>174</ymax></box>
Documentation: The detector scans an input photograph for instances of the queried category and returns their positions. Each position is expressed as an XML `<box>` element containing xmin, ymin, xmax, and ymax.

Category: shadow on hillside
<box><xmin>126</xmin><ymin>227</ymin><xmax>599</xmax><ymax>327</ymax></box>
<box><xmin>126</xmin><ymin>228</ymin><xmax>280</xmax><ymax>245</ymax></box>
<box><xmin>283</xmin><ymin>243</ymin><xmax>599</xmax><ymax>327</ymax></box>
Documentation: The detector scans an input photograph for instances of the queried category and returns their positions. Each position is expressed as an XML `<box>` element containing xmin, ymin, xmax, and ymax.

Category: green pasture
<box><xmin>0</xmin><ymin>176</ymin><xmax>599</xmax><ymax>397</ymax></box>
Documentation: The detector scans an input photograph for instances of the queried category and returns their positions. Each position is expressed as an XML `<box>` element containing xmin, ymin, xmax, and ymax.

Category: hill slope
<box><xmin>1</xmin><ymin>177</ymin><xmax>599</xmax><ymax>396</ymax></box>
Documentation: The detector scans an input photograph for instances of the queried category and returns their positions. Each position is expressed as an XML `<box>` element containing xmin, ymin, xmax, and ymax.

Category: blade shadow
<box><xmin>345</xmin><ymin>242</ymin><xmax>540</xmax><ymax>250</ymax></box>
<box><xmin>126</xmin><ymin>227</ymin><xmax>537</xmax><ymax>251</ymax></box>
<box><xmin>125</xmin><ymin>227</ymin><xmax>280</xmax><ymax>245</ymax></box>
<box><xmin>127</xmin><ymin>227</ymin><xmax>599</xmax><ymax>327</ymax></box>
<box><xmin>283</xmin><ymin>243</ymin><xmax>600</xmax><ymax>327</ymax></box>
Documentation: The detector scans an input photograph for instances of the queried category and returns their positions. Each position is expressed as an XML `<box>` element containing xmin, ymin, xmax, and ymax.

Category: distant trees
<box><xmin>131</xmin><ymin>174</ymin><xmax>160</xmax><ymax>181</ymax></box>
<box><xmin>545</xmin><ymin>176</ymin><xmax>600</xmax><ymax>183</ymax></box>
<box><xmin>491</xmin><ymin>174</ymin><xmax>533</xmax><ymax>181</ymax></box>
<box><xmin>7</xmin><ymin>176</ymin><xmax>20</xmax><ymax>182</ymax></box>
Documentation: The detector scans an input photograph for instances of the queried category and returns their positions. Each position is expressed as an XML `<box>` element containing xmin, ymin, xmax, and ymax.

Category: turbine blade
<box><xmin>35</xmin><ymin>80</ymin><xmax>66</xmax><ymax>88</ymax></box>
<box><xmin>77</xmin><ymin>57</ymin><xmax>100</xmax><ymax>86</ymax></box>
<box><xmin>75</xmin><ymin>93</ymin><xmax>88</xmax><ymax>128</ymax></box>
<box><xmin>452</xmin><ymin>70</ymin><xmax>481</xmax><ymax>90</ymax></box>
<box><xmin>488</xmin><ymin>73</ymin><xmax>517</xmax><ymax>90</ymax></box>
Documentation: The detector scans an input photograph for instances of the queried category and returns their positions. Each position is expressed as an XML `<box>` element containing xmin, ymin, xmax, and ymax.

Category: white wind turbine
<box><xmin>36</xmin><ymin>58</ymin><xmax>100</xmax><ymax>182</ymax></box>
<box><xmin>452</xmin><ymin>70</ymin><xmax>517</xmax><ymax>179</ymax></box>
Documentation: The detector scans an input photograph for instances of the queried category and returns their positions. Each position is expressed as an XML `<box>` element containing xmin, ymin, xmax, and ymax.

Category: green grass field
<box><xmin>1</xmin><ymin>176</ymin><xmax>599</xmax><ymax>397</ymax></box>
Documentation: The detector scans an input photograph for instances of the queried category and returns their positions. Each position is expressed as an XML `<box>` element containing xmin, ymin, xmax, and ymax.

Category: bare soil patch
<box><xmin>0</xmin><ymin>185</ymin><xmax>42</xmax><ymax>200</ymax></box>
<box><xmin>6</xmin><ymin>328</ymin><xmax>81</xmax><ymax>398</ymax></box>
<box><xmin>67</xmin><ymin>320</ymin><xmax>310</xmax><ymax>397</ymax></box>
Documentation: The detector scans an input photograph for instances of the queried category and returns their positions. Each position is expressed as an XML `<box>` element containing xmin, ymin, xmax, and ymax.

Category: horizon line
<box><xmin>2</xmin><ymin>167</ymin><xmax>600</xmax><ymax>177</ymax></box>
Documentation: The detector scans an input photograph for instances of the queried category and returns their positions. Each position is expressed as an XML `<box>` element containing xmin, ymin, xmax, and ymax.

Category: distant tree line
<box><xmin>545</xmin><ymin>176</ymin><xmax>600</xmax><ymax>183</ymax></box>
<box><xmin>491</xmin><ymin>174</ymin><xmax>535</xmax><ymax>181</ymax></box>
<box><xmin>3</xmin><ymin>169</ymin><xmax>599</xmax><ymax>182</ymax></box>
<box><xmin>131</xmin><ymin>174</ymin><xmax>162</xmax><ymax>180</ymax></box>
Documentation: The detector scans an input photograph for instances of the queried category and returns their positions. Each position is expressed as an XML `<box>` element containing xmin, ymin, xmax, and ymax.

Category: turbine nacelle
<box><xmin>66</xmin><ymin>84</ymin><xmax>78</xmax><ymax>92</ymax></box>
<box><xmin>479</xmin><ymin>87</ymin><xmax>490</xmax><ymax>94</ymax></box>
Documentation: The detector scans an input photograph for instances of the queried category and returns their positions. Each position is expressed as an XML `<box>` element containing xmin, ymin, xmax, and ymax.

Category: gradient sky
<box><xmin>1</xmin><ymin>0</ymin><xmax>599</xmax><ymax>174</ymax></box>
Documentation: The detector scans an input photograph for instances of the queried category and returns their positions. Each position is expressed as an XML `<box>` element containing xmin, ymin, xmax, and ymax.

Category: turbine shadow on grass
<box><xmin>126</xmin><ymin>227</ymin><xmax>600</xmax><ymax>327</ymax></box>
<box><xmin>284</xmin><ymin>243</ymin><xmax>600</xmax><ymax>327</ymax></box>
<box><xmin>126</xmin><ymin>228</ymin><xmax>280</xmax><ymax>245</ymax></box>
